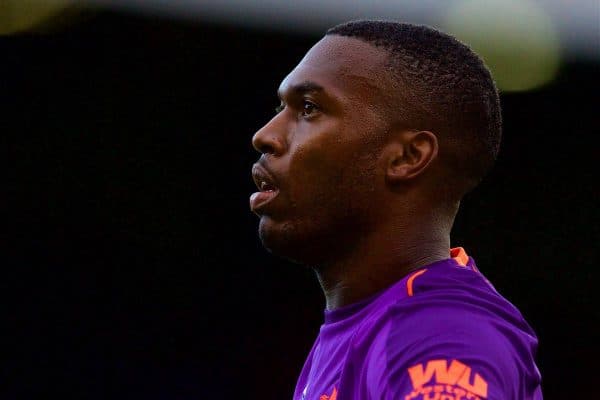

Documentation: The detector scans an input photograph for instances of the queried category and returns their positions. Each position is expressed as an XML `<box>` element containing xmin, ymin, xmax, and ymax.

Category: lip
<box><xmin>250</xmin><ymin>163</ymin><xmax>280</xmax><ymax>213</ymax></box>
<box><xmin>251</xmin><ymin>163</ymin><xmax>278</xmax><ymax>190</ymax></box>
<box><xmin>249</xmin><ymin>189</ymin><xmax>279</xmax><ymax>213</ymax></box>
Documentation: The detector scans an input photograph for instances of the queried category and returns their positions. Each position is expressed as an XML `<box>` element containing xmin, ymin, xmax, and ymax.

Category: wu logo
<box><xmin>405</xmin><ymin>359</ymin><xmax>488</xmax><ymax>400</ymax></box>
<box><xmin>319</xmin><ymin>386</ymin><xmax>337</xmax><ymax>400</ymax></box>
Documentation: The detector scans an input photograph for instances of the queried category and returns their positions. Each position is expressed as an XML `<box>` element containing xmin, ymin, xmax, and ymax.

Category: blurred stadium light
<box><xmin>444</xmin><ymin>0</ymin><xmax>561</xmax><ymax>91</ymax></box>
<box><xmin>2</xmin><ymin>0</ymin><xmax>599</xmax><ymax>91</ymax></box>
<box><xmin>0</xmin><ymin>0</ymin><xmax>72</xmax><ymax>35</ymax></box>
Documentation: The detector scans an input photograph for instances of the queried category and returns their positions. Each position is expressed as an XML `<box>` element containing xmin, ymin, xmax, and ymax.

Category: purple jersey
<box><xmin>294</xmin><ymin>248</ymin><xmax>542</xmax><ymax>400</ymax></box>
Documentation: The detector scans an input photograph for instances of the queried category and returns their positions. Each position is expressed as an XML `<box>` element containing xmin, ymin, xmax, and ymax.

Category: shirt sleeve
<box><xmin>367</xmin><ymin>307</ymin><xmax>542</xmax><ymax>400</ymax></box>
<box><xmin>384</xmin><ymin>331</ymin><xmax>507</xmax><ymax>400</ymax></box>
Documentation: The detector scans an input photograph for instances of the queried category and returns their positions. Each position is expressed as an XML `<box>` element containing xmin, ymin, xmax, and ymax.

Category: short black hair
<box><xmin>327</xmin><ymin>20</ymin><xmax>502</xmax><ymax>196</ymax></box>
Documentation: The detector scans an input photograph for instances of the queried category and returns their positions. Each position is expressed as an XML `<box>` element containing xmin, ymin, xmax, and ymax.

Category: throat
<box><xmin>315</xmin><ymin>242</ymin><xmax>450</xmax><ymax>310</ymax></box>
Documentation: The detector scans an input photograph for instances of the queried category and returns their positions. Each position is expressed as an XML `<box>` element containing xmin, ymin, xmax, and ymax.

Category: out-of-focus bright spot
<box><xmin>443</xmin><ymin>0</ymin><xmax>561</xmax><ymax>92</ymax></box>
<box><xmin>0</xmin><ymin>0</ymin><xmax>72</xmax><ymax>35</ymax></box>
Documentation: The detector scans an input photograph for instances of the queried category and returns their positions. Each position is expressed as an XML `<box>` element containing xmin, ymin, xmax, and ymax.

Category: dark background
<box><xmin>3</xmin><ymin>10</ymin><xmax>598</xmax><ymax>399</ymax></box>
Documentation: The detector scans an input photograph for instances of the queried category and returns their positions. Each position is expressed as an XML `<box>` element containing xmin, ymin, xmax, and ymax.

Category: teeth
<box><xmin>260</xmin><ymin>181</ymin><xmax>275</xmax><ymax>191</ymax></box>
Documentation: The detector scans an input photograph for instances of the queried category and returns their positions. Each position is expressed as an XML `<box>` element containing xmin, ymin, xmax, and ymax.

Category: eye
<box><xmin>301</xmin><ymin>100</ymin><xmax>318</xmax><ymax>117</ymax></box>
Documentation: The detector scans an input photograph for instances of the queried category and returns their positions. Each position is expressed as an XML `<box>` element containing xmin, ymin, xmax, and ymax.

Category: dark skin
<box><xmin>251</xmin><ymin>35</ymin><xmax>459</xmax><ymax>310</ymax></box>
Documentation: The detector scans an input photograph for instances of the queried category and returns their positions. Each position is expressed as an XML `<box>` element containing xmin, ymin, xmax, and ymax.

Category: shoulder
<box><xmin>395</xmin><ymin>262</ymin><xmax>537</xmax><ymax>338</ymax></box>
<box><xmin>356</xmin><ymin>267</ymin><xmax>542</xmax><ymax>399</ymax></box>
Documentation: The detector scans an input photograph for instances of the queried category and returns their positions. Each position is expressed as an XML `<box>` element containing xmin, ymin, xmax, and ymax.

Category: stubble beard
<box><xmin>257</xmin><ymin>158</ymin><xmax>379</xmax><ymax>268</ymax></box>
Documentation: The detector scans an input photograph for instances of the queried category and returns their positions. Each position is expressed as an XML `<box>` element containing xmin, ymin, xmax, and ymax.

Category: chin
<box><xmin>257</xmin><ymin>215</ymin><xmax>346</xmax><ymax>266</ymax></box>
<box><xmin>257</xmin><ymin>216</ymin><xmax>321</xmax><ymax>265</ymax></box>
<box><xmin>258</xmin><ymin>217</ymin><xmax>304</xmax><ymax>264</ymax></box>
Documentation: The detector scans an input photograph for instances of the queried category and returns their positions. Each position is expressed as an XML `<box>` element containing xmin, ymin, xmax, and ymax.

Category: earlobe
<box><xmin>385</xmin><ymin>130</ymin><xmax>438</xmax><ymax>184</ymax></box>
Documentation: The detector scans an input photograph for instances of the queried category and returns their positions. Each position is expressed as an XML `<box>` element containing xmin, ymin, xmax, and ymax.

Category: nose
<box><xmin>252</xmin><ymin>115</ymin><xmax>286</xmax><ymax>156</ymax></box>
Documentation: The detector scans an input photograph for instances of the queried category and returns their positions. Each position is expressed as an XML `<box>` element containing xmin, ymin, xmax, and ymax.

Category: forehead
<box><xmin>279</xmin><ymin>35</ymin><xmax>392</xmax><ymax>103</ymax></box>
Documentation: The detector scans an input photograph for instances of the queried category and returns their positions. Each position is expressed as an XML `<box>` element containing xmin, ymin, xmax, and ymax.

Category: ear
<box><xmin>384</xmin><ymin>130</ymin><xmax>439</xmax><ymax>184</ymax></box>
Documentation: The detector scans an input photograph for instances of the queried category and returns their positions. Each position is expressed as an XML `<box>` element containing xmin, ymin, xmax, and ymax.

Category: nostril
<box><xmin>258</xmin><ymin>143</ymin><xmax>276</xmax><ymax>155</ymax></box>
<box><xmin>253</xmin><ymin>133</ymin><xmax>282</xmax><ymax>155</ymax></box>
<box><xmin>252</xmin><ymin>132</ymin><xmax>275</xmax><ymax>155</ymax></box>
<box><xmin>252</xmin><ymin>125</ymin><xmax>285</xmax><ymax>155</ymax></box>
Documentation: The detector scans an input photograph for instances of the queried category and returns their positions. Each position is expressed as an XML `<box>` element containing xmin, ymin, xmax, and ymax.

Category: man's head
<box><xmin>250</xmin><ymin>20</ymin><xmax>501</xmax><ymax>265</ymax></box>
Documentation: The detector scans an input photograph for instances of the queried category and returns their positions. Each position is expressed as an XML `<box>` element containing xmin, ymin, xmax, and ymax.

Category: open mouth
<box><xmin>259</xmin><ymin>181</ymin><xmax>277</xmax><ymax>192</ymax></box>
<box><xmin>250</xmin><ymin>163</ymin><xmax>280</xmax><ymax>213</ymax></box>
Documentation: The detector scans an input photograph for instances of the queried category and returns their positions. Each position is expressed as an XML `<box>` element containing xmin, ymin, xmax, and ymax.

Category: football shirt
<box><xmin>294</xmin><ymin>248</ymin><xmax>542</xmax><ymax>400</ymax></box>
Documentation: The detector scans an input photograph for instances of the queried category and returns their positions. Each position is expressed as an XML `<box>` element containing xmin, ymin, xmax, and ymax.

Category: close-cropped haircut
<box><xmin>327</xmin><ymin>20</ymin><xmax>502</xmax><ymax>196</ymax></box>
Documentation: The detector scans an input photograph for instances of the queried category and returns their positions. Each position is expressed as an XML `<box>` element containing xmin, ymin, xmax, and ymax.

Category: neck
<box><xmin>314</xmin><ymin>212</ymin><xmax>453</xmax><ymax>310</ymax></box>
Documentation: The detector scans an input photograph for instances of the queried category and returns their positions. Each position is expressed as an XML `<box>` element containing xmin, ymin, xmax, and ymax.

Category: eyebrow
<box><xmin>278</xmin><ymin>81</ymin><xmax>325</xmax><ymax>99</ymax></box>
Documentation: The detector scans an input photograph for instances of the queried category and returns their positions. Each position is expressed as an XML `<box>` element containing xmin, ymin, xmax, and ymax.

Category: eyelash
<box><xmin>301</xmin><ymin>100</ymin><xmax>318</xmax><ymax>117</ymax></box>
<box><xmin>275</xmin><ymin>100</ymin><xmax>319</xmax><ymax>118</ymax></box>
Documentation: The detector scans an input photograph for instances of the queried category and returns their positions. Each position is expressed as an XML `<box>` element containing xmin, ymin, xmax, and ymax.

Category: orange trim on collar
<box><xmin>450</xmin><ymin>247</ymin><xmax>469</xmax><ymax>267</ymax></box>
<box><xmin>407</xmin><ymin>269</ymin><xmax>428</xmax><ymax>297</ymax></box>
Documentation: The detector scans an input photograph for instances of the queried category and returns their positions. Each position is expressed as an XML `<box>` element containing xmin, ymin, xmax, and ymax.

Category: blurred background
<box><xmin>2</xmin><ymin>0</ymin><xmax>598</xmax><ymax>398</ymax></box>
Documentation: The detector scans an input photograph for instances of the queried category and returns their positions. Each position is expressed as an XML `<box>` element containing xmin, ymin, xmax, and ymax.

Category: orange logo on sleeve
<box><xmin>405</xmin><ymin>359</ymin><xmax>488</xmax><ymax>400</ymax></box>
<box><xmin>319</xmin><ymin>386</ymin><xmax>337</xmax><ymax>400</ymax></box>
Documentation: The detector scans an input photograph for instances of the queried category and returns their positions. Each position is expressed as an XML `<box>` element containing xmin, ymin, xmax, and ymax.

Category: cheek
<box><xmin>287</xmin><ymin>132</ymin><xmax>378</xmax><ymax>215</ymax></box>
<box><xmin>288</xmin><ymin>133</ymin><xmax>348</xmax><ymax>196</ymax></box>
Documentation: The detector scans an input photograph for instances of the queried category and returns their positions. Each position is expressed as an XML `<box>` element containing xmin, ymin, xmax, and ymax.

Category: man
<box><xmin>249</xmin><ymin>20</ymin><xmax>542</xmax><ymax>400</ymax></box>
